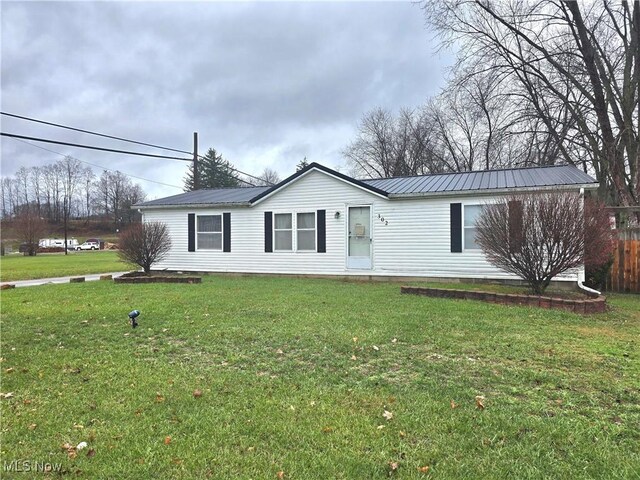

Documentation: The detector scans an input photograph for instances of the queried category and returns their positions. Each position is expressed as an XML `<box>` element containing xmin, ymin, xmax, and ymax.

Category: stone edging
<box><xmin>400</xmin><ymin>286</ymin><xmax>606</xmax><ymax>314</ymax></box>
<box><xmin>114</xmin><ymin>275</ymin><xmax>201</xmax><ymax>284</ymax></box>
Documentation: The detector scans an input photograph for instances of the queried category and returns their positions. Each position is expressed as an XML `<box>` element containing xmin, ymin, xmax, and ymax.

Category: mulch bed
<box><xmin>401</xmin><ymin>286</ymin><xmax>606</xmax><ymax>314</ymax></box>
<box><xmin>114</xmin><ymin>272</ymin><xmax>201</xmax><ymax>284</ymax></box>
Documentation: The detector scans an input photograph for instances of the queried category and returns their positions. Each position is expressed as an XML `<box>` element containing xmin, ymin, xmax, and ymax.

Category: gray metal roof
<box><xmin>136</xmin><ymin>164</ymin><xmax>597</xmax><ymax>208</ymax></box>
<box><xmin>363</xmin><ymin>165</ymin><xmax>597</xmax><ymax>196</ymax></box>
<box><xmin>137</xmin><ymin>186</ymin><xmax>270</xmax><ymax>207</ymax></box>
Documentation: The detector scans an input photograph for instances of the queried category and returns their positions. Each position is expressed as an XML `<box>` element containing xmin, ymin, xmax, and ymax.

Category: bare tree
<box><xmin>343</xmin><ymin>107</ymin><xmax>439</xmax><ymax>178</ymax></box>
<box><xmin>423</xmin><ymin>0</ymin><xmax>640</xmax><ymax>219</ymax></box>
<box><xmin>255</xmin><ymin>168</ymin><xmax>281</xmax><ymax>186</ymax></box>
<box><xmin>475</xmin><ymin>192</ymin><xmax>614</xmax><ymax>294</ymax></box>
<box><xmin>14</xmin><ymin>210</ymin><xmax>47</xmax><ymax>256</ymax></box>
<box><xmin>117</xmin><ymin>222</ymin><xmax>172</xmax><ymax>273</ymax></box>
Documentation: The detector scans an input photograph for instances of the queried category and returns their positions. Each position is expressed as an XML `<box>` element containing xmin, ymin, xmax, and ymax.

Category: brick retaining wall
<box><xmin>401</xmin><ymin>286</ymin><xmax>607</xmax><ymax>314</ymax></box>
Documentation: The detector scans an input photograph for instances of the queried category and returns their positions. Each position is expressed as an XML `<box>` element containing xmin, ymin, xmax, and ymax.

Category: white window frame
<box><xmin>272</xmin><ymin>211</ymin><xmax>317</xmax><ymax>253</ymax></box>
<box><xmin>462</xmin><ymin>204</ymin><xmax>482</xmax><ymax>251</ymax></box>
<box><xmin>296</xmin><ymin>211</ymin><xmax>316</xmax><ymax>252</ymax></box>
<box><xmin>196</xmin><ymin>214</ymin><xmax>223</xmax><ymax>251</ymax></box>
<box><xmin>273</xmin><ymin>213</ymin><xmax>293</xmax><ymax>252</ymax></box>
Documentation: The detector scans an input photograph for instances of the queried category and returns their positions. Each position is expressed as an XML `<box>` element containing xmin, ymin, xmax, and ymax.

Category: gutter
<box><xmin>576</xmin><ymin>187</ymin><xmax>601</xmax><ymax>297</ymax></box>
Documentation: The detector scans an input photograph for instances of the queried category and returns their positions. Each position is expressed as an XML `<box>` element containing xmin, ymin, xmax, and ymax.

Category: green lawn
<box><xmin>0</xmin><ymin>251</ymin><xmax>131</xmax><ymax>281</ymax></box>
<box><xmin>1</xmin><ymin>276</ymin><xmax>638</xmax><ymax>479</ymax></box>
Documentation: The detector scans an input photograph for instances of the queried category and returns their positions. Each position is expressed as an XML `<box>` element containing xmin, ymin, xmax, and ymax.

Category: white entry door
<box><xmin>347</xmin><ymin>205</ymin><xmax>372</xmax><ymax>269</ymax></box>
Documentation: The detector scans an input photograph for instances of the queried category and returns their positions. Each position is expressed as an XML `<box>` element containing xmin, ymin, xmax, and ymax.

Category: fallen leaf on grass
<box><xmin>156</xmin><ymin>394</ymin><xmax>165</xmax><ymax>403</ymax></box>
<box><xmin>86</xmin><ymin>449</ymin><xmax>96</xmax><ymax>458</ymax></box>
<box><xmin>377</xmin><ymin>425</ymin><xmax>385</xmax><ymax>430</ymax></box>
<box><xmin>475</xmin><ymin>396</ymin><xmax>485</xmax><ymax>410</ymax></box>
<box><xmin>193</xmin><ymin>389</ymin><xmax>203</xmax><ymax>398</ymax></box>
<box><xmin>277</xmin><ymin>471</ymin><xmax>285</xmax><ymax>479</ymax></box>
<box><xmin>322</xmin><ymin>426</ymin><xmax>333</xmax><ymax>433</ymax></box>
<box><xmin>383</xmin><ymin>410</ymin><xmax>393</xmax><ymax>421</ymax></box>
<box><xmin>5</xmin><ymin>367</ymin><xmax>14</xmax><ymax>373</ymax></box>
<box><xmin>350</xmin><ymin>355</ymin><xmax>357</xmax><ymax>361</ymax></box>
<box><xmin>23</xmin><ymin>399</ymin><xmax>32</xmax><ymax>405</ymax></box>
<box><xmin>28</xmin><ymin>423</ymin><xmax>37</xmax><ymax>430</ymax></box>
<box><xmin>76</xmin><ymin>442</ymin><xmax>88</xmax><ymax>450</ymax></box>
<box><xmin>0</xmin><ymin>392</ymin><xmax>14</xmax><ymax>399</ymax></box>
<box><xmin>399</xmin><ymin>431</ymin><xmax>406</xmax><ymax>438</ymax></box>
<box><xmin>164</xmin><ymin>436</ymin><xmax>172</xmax><ymax>445</ymax></box>
<box><xmin>391</xmin><ymin>338</ymin><xmax>398</xmax><ymax>343</ymax></box>
<box><xmin>450</xmin><ymin>400</ymin><xmax>458</xmax><ymax>409</ymax></box>
<box><xmin>352</xmin><ymin>336</ymin><xmax>358</xmax><ymax>343</ymax></box>
<box><xmin>372</xmin><ymin>345</ymin><xmax>380</xmax><ymax>351</ymax></box>
<box><xmin>418</xmin><ymin>465</ymin><xmax>430</xmax><ymax>473</ymax></box>
<box><xmin>388</xmin><ymin>461</ymin><xmax>399</xmax><ymax>475</ymax></box>
<box><xmin>276</xmin><ymin>349</ymin><xmax>284</xmax><ymax>355</ymax></box>
<box><xmin>171</xmin><ymin>458</ymin><xmax>183</xmax><ymax>465</ymax></box>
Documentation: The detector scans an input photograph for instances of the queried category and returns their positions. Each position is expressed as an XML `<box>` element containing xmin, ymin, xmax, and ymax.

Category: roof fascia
<box><xmin>386</xmin><ymin>183</ymin><xmax>599</xmax><ymax>199</ymax></box>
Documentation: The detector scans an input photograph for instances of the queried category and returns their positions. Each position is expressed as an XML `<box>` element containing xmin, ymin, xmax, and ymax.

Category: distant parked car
<box><xmin>76</xmin><ymin>241</ymin><xmax>100</xmax><ymax>251</ymax></box>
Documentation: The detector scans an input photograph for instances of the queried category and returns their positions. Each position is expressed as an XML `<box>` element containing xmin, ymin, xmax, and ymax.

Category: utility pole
<box><xmin>193</xmin><ymin>132</ymin><xmax>199</xmax><ymax>190</ymax></box>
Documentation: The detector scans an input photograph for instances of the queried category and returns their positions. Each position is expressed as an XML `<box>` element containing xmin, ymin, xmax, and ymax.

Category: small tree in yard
<box><xmin>118</xmin><ymin>222</ymin><xmax>172</xmax><ymax>274</ymax></box>
<box><xmin>475</xmin><ymin>192</ymin><xmax>615</xmax><ymax>295</ymax></box>
<box><xmin>15</xmin><ymin>211</ymin><xmax>47</xmax><ymax>256</ymax></box>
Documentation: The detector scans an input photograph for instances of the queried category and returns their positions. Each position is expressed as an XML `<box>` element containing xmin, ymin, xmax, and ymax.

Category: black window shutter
<box><xmin>508</xmin><ymin>200</ymin><xmax>523</xmax><ymax>253</ymax></box>
<box><xmin>223</xmin><ymin>212</ymin><xmax>231</xmax><ymax>252</ymax></box>
<box><xmin>450</xmin><ymin>203</ymin><xmax>462</xmax><ymax>253</ymax></box>
<box><xmin>188</xmin><ymin>213</ymin><xmax>196</xmax><ymax>252</ymax></box>
<box><xmin>317</xmin><ymin>209</ymin><xmax>326</xmax><ymax>253</ymax></box>
<box><xmin>264</xmin><ymin>211</ymin><xmax>273</xmax><ymax>252</ymax></box>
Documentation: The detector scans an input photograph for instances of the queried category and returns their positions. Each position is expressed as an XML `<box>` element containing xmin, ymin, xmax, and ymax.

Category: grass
<box><xmin>1</xmin><ymin>276</ymin><xmax>639</xmax><ymax>479</ymax></box>
<box><xmin>0</xmin><ymin>251</ymin><xmax>132</xmax><ymax>282</ymax></box>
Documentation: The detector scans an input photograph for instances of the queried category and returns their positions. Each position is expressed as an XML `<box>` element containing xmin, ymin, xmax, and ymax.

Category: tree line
<box><xmin>1</xmin><ymin>156</ymin><xmax>145</xmax><ymax>226</ymax></box>
<box><xmin>344</xmin><ymin>1</ymin><xmax>638</xmax><ymax>221</ymax></box>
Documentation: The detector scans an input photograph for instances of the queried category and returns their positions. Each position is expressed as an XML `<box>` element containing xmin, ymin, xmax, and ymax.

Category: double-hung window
<box><xmin>197</xmin><ymin>215</ymin><xmax>222</xmax><ymax>250</ymax></box>
<box><xmin>296</xmin><ymin>212</ymin><xmax>316</xmax><ymax>251</ymax></box>
<box><xmin>273</xmin><ymin>212</ymin><xmax>316</xmax><ymax>252</ymax></box>
<box><xmin>463</xmin><ymin>205</ymin><xmax>482</xmax><ymax>250</ymax></box>
<box><xmin>274</xmin><ymin>213</ymin><xmax>293</xmax><ymax>251</ymax></box>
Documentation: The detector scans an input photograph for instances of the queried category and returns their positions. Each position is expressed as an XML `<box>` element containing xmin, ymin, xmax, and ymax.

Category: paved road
<box><xmin>1</xmin><ymin>272</ymin><xmax>130</xmax><ymax>288</ymax></box>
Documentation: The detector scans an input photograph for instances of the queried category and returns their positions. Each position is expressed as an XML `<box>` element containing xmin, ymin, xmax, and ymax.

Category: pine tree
<box><xmin>184</xmin><ymin>148</ymin><xmax>240</xmax><ymax>191</ymax></box>
<box><xmin>296</xmin><ymin>157</ymin><xmax>309</xmax><ymax>171</ymax></box>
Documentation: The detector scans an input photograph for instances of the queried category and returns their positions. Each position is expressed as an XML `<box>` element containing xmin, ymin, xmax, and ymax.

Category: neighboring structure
<box><xmin>134</xmin><ymin>163</ymin><xmax>598</xmax><ymax>282</ymax></box>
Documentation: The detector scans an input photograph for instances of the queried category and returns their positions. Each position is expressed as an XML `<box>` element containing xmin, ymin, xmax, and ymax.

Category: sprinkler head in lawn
<box><xmin>128</xmin><ymin>310</ymin><xmax>140</xmax><ymax>328</ymax></box>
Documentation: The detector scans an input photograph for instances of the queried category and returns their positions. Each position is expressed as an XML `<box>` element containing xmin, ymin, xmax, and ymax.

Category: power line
<box><xmin>1</xmin><ymin>111</ymin><xmax>273</xmax><ymax>185</ymax></box>
<box><xmin>1</xmin><ymin>111</ymin><xmax>192</xmax><ymax>155</ymax></box>
<box><xmin>1</xmin><ymin>132</ymin><xmax>193</xmax><ymax>161</ymax></box>
<box><xmin>11</xmin><ymin>137</ymin><xmax>184</xmax><ymax>190</ymax></box>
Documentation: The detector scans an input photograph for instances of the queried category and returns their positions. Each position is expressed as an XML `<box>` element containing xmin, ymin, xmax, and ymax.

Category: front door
<box><xmin>347</xmin><ymin>205</ymin><xmax>372</xmax><ymax>269</ymax></box>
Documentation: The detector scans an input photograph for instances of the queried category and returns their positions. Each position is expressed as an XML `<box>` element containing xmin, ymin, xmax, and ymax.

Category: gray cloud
<box><xmin>1</xmin><ymin>1</ymin><xmax>450</xmax><ymax>198</ymax></box>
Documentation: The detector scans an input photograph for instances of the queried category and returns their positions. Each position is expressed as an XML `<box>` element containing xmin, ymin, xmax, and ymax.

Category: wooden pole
<box><xmin>193</xmin><ymin>132</ymin><xmax>199</xmax><ymax>190</ymax></box>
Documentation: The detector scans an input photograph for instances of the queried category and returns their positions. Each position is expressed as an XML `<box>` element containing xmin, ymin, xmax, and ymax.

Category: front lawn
<box><xmin>0</xmin><ymin>251</ymin><xmax>131</xmax><ymax>281</ymax></box>
<box><xmin>1</xmin><ymin>277</ymin><xmax>638</xmax><ymax>478</ymax></box>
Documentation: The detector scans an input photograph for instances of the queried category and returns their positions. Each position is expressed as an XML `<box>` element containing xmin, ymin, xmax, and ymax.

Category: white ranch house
<box><xmin>135</xmin><ymin>163</ymin><xmax>598</xmax><ymax>283</ymax></box>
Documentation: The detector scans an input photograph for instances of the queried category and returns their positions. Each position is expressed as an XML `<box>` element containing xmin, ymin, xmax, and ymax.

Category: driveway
<box><xmin>1</xmin><ymin>272</ymin><xmax>130</xmax><ymax>288</ymax></box>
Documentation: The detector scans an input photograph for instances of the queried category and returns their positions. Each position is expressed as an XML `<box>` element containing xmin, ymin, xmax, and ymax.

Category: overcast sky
<box><xmin>1</xmin><ymin>1</ymin><xmax>451</xmax><ymax>199</ymax></box>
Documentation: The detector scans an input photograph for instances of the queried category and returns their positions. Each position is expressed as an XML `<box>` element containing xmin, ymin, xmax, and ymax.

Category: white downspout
<box><xmin>577</xmin><ymin>187</ymin><xmax>601</xmax><ymax>296</ymax></box>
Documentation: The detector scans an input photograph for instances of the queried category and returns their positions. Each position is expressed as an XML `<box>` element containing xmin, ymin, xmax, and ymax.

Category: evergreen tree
<box><xmin>296</xmin><ymin>157</ymin><xmax>309</xmax><ymax>171</ymax></box>
<box><xmin>184</xmin><ymin>148</ymin><xmax>240</xmax><ymax>191</ymax></box>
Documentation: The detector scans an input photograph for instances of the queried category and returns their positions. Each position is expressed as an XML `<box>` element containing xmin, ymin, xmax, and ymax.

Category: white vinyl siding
<box><xmin>463</xmin><ymin>205</ymin><xmax>483</xmax><ymax>250</ymax></box>
<box><xmin>197</xmin><ymin>215</ymin><xmax>222</xmax><ymax>250</ymax></box>
<box><xmin>142</xmin><ymin>169</ymin><xmax>579</xmax><ymax>282</ymax></box>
